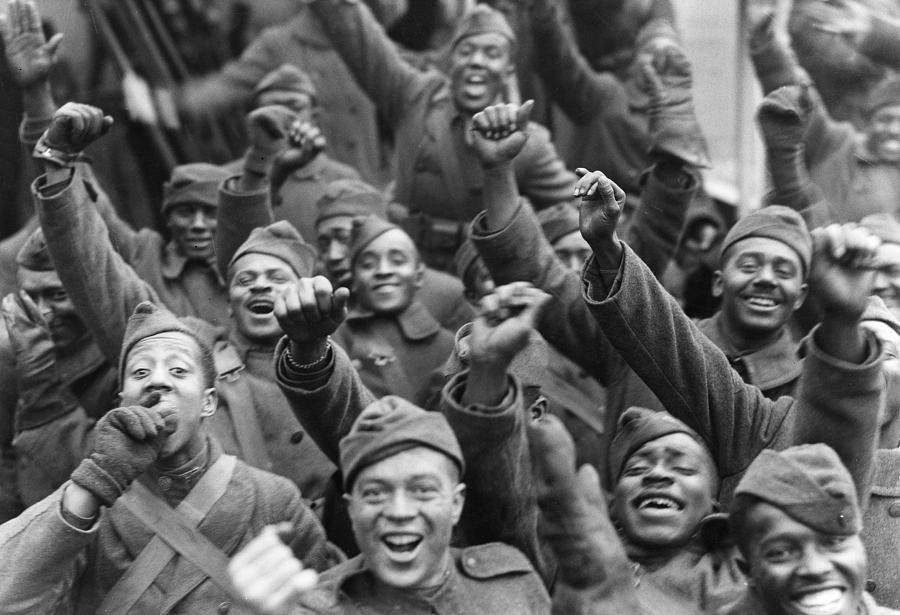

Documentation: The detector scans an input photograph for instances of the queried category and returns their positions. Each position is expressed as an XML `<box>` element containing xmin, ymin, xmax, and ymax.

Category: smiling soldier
<box><xmin>228</xmin><ymin>395</ymin><xmax>550</xmax><ymax>615</ymax></box>
<box><xmin>726</xmin><ymin>444</ymin><xmax>900</xmax><ymax>615</ymax></box>
<box><xmin>330</xmin><ymin>216</ymin><xmax>455</xmax><ymax>406</ymax></box>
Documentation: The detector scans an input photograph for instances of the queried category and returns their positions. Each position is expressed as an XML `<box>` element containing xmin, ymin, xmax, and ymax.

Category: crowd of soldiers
<box><xmin>2</xmin><ymin>0</ymin><xmax>900</xmax><ymax>613</ymax></box>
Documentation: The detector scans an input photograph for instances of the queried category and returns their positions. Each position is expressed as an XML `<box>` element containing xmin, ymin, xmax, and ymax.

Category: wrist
<box><xmin>288</xmin><ymin>337</ymin><xmax>331</xmax><ymax>368</ymax></box>
<box><xmin>587</xmin><ymin>234</ymin><xmax>624</xmax><ymax>269</ymax></box>
<box><xmin>21</xmin><ymin>82</ymin><xmax>56</xmax><ymax>118</ymax></box>
<box><xmin>482</xmin><ymin>160</ymin><xmax>514</xmax><ymax>173</ymax></box>
<box><xmin>243</xmin><ymin>147</ymin><xmax>276</xmax><ymax>176</ymax></box>
<box><xmin>462</xmin><ymin>360</ymin><xmax>509</xmax><ymax>407</ymax></box>
<box><xmin>62</xmin><ymin>481</ymin><xmax>101</xmax><ymax>520</ymax></box>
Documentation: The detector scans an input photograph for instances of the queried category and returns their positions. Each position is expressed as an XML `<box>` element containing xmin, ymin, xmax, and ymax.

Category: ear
<box><xmin>711</xmin><ymin>270</ymin><xmax>724</xmax><ymax>298</ymax></box>
<box><xmin>451</xmin><ymin>483</ymin><xmax>466</xmax><ymax>525</ymax></box>
<box><xmin>200</xmin><ymin>388</ymin><xmax>218</xmax><ymax>418</ymax></box>
<box><xmin>413</xmin><ymin>260</ymin><xmax>425</xmax><ymax>290</ymax></box>
<box><xmin>794</xmin><ymin>282</ymin><xmax>809</xmax><ymax>311</ymax></box>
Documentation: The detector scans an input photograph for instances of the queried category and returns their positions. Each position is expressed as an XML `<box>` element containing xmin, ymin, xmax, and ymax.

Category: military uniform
<box><xmin>332</xmin><ymin>302</ymin><xmax>455</xmax><ymax>407</ymax></box>
<box><xmin>294</xmin><ymin>545</ymin><xmax>549</xmax><ymax>614</ymax></box>
<box><xmin>307</xmin><ymin>0</ymin><xmax>577</xmax><ymax>271</ymax></box>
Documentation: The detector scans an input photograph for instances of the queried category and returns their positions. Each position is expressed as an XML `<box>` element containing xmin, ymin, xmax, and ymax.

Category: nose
<box><xmin>797</xmin><ymin>545</ymin><xmax>834</xmax><ymax>578</ymax></box>
<box><xmin>35</xmin><ymin>295</ymin><xmax>53</xmax><ymax>321</ymax></box>
<box><xmin>753</xmin><ymin>263</ymin><xmax>777</xmax><ymax>286</ymax></box>
<box><xmin>146</xmin><ymin>363</ymin><xmax>174</xmax><ymax>392</ymax></box>
<box><xmin>326</xmin><ymin>240</ymin><xmax>346</xmax><ymax>264</ymax></box>
<box><xmin>384</xmin><ymin>489</ymin><xmax>417</xmax><ymax>521</ymax></box>
<box><xmin>641</xmin><ymin>462</ymin><xmax>674</xmax><ymax>485</ymax></box>
<box><xmin>190</xmin><ymin>209</ymin><xmax>211</xmax><ymax>231</ymax></box>
<box><xmin>564</xmin><ymin>254</ymin><xmax>584</xmax><ymax>274</ymax></box>
<box><xmin>469</xmin><ymin>48</ymin><xmax>487</xmax><ymax>67</ymax></box>
<box><xmin>374</xmin><ymin>256</ymin><xmax>394</xmax><ymax>277</ymax></box>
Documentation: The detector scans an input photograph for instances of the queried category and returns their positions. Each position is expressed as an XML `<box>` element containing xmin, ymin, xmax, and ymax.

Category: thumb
<box><xmin>515</xmin><ymin>99</ymin><xmax>534</xmax><ymax>131</ymax></box>
<box><xmin>331</xmin><ymin>287</ymin><xmax>351</xmax><ymax>320</ymax></box>
<box><xmin>575</xmin><ymin>465</ymin><xmax>606</xmax><ymax>512</ymax></box>
<box><xmin>45</xmin><ymin>32</ymin><xmax>64</xmax><ymax>58</ymax></box>
<box><xmin>518</xmin><ymin>291</ymin><xmax>551</xmax><ymax>329</ymax></box>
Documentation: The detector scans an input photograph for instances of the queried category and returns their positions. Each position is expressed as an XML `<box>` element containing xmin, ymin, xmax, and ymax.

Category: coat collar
<box><xmin>160</xmin><ymin>240</ymin><xmax>224</xmax><ymax>286</ymax></box>
<box><xmin>345</xmin><ymin>300</ymin><xmax>442</xmax><ymax>341</ymax></box>
<box><xmin>697</xmin><ymin>313</ymin><xmax>803</xmax><ymax>391</ymax></box>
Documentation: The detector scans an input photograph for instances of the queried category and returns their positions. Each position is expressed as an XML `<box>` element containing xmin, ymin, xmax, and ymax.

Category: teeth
<box><xmin>638</xmin><ymin>497</ymin><xmax>679</xmax><ymax>510</ymax></box>
<box><xmin>383</xmin><ymin>535</ymin><xmax>422</xmax><ymax>552</ymax></box>
<box><xmin>794</xmin><ymin>589</ymin><xmax>843</xmax><ymax>614</ymax></box>
<box><xmin>747</xmin><ymin>297</ymin><xmax>776</xmax><ymax>307</ymax></box>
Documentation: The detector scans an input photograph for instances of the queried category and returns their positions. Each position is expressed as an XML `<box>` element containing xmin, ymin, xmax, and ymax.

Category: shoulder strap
<box><xmin>97</xmin><ymin>455</ymin><xmax>237</xmax><ymax>614</ymax></box>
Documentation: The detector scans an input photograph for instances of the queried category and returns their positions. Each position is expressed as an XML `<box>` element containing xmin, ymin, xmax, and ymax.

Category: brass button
<box><xmin>290</xmin><ymin>431</ymin><xmax>305</xmax><ymax>444</ymax></box>
<box><xmin>866</xmin><ymin>579</ymin><xmax>877</xmax><ymax>592</ymax></box>
<box><xmin>158</xmin><ymin>476</ymin><xmax>172</xmax><ymax>492</ymax></box>
<box><xmin>888</xmin><ymin>501</ymin><xmax>900</xmax><ymax>517</ymax></box>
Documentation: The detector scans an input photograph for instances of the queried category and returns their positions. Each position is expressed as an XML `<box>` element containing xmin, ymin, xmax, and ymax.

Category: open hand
<box><xmin>0</xmin><ymin>0</ymin><xmax>63</xmax><ymax>89</ymax></box>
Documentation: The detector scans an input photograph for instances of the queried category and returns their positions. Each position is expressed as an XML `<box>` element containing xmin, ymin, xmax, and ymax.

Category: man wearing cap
<box><xmin>222</xmin><ymin>65</ymin><xmax>362</xmax><ymax>245</ymax></box>
<box><xmin>860</xmin><ymin>213</ymin><xmax>900</xmax><ymax>322</ymax></box>
<box><xmin>726</xmin><ymin>444</ymin><xmax>900</xmax><ymax>615</ymax></box>
<box><xmin>749</xmin><ymin>10</ymin><xmax>900</xmax><ymax>224</ymax></box>
<box><xmin>312</xmin><ymin>178</ymin><xmax>475</xmax><ymax>333</ymax></box>
<box><xmin>0</xmin><ymin>229</ymin><xmax>118</xmax><ymax>520</ymax></box>
<box><xmin>330</xmin><ymin>215</ymin><xmax>455</xmax><ymax>406</ymax></box>
<box><xmin>0</xmin><ymin>301</ymin><xmax>333</xmax><ymax>614</ymax></box>
<box><xmin>576</xmin><ymin>168</ymin><xmax>884</xmax><ymax>502</ymax></box>
<box><xmin>30</xmin><ymin>102</ymin><xmax>232</xmax><ymax>328</ymax></box>
<box><xmin>31</xmin><ymin>103</ymin><xmax>339</xmax><ymax>508</ymax></box>
<box><xmin>305</xmin><ymin>0</ymin><xmax>577</xmax><ymax>271</ymax></box>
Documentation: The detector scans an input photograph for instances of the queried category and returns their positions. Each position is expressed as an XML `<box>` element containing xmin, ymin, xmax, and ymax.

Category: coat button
<box><xmin>888</xmin><ymin>501</ymin><xmax>900</xmax><ymax>517</ymax></box>
<box><xmin>290</xmin><ymin>431</ymin><xmax>305</xmax><ymax>444</ymax></box>
<box><xmin>158</xmin><ymin>476</ymin><xmax>172</xmax><ymax>492</ymax></box>
<box><xmin>217</xmin><ymin>601</ymin><xmax>231</xmax><ymax>613</ymax></box>
<box><xmin>866</xmin><ymin>579</ymin><xmax>877</xmax><ymax>592</ymax></box>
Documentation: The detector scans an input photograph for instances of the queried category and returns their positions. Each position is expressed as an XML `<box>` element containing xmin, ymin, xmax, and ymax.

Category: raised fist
<box><xmin>469</xmin><ymin>100</ymin><xmax>534</xmax><ymax>168</ymax></box>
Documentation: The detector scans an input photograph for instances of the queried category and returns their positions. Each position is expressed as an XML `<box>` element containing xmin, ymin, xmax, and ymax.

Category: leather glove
<box><xmin>640</xmin><ymin>35</ymin><xmax>711</xmax><ymax>168</ymax></box>
<box><xmin>757</xmin><ymin>84</ymin><xmax>813</xmax><ymax>152</ymax></box>
<box><xmin>70</xmin><ymin>392</ymin><xmax>176</xmax><ymax>506</ymax></box>
<box><xmin>1</xmin><ymin>291</ymin><xmax>79</xmax><ymax>432</ymax></box>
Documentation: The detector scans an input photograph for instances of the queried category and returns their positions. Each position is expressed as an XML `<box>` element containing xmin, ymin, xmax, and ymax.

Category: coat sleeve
<box><xmin>470</xmin><ymin>202</ymin><xmax>622</xmax><ymax>386</ymax></box>
<box><xmin>529</xmin><ymin>0</ymin><xmax>629</xmax><ymax>125</ymax></box>
<box><xmin>514</xmin><ymin>123</ymin><xmax>579</xmax><ymax>210</ymax></box>
<box><xmin>215</xmin><ymin>177</ymin><xmax>274</xmax><ymax>280</ymax></box>
<box><xmin>33</xmin><ymin>174</ymin><xmax>162</xmax><ymax>365</ymax></box>
<box><xmin>0</xmin><ymin>483</ymin><xmax>95</xmax><ymax>614</ymax></box>
<box><xmin>624</xmin><ymin>164</ymin><xmax>697</xmax><ymax>278</ymax></box>
<box><xmin>793</xmin><ymin>328</ymin><xmax>884</xmax><ymax>508</ymax></box>
<box><xmin>440</xmin><ymin>372</ymin><xmax>545</xmax><ymax>581</ymax></box>
<box><xmin>306</xmin><ymin>0</ymin><xmax>429</xmax><ymax>129</ymax></box>
<box><xmin>581</xmin><ymin>244</ymin><xmax>791</xmax><ymax>478</ymax></box>
<box><xmin>275</xmin><ymin>337</ymin><xmax>378</xmax><ymax>464</ymax></box>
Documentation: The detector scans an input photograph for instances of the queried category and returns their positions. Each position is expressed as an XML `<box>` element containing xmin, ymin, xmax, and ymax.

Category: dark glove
<box><xmin>640</xmin><ymin>37</ymin><xmax>711</xmax><ymax>168</ymax></box>
<box><xmin>1</xmin><ymin>291</ymin><xmax>79</xmax><ymax>432</ymax></box>
<box><xmin>757</xmin><ymin>84</ymin><xmax>813</xmax><ymax>152</ymax></box>
<box><xmin>70</xmin><ymin>393</ymin><xmax>175</xmax><ymax>506</ymax></box>
<box><xmin>528</xmin><ymin>414</ymin><xmax>629</xmax><ymax>589</ymax></box>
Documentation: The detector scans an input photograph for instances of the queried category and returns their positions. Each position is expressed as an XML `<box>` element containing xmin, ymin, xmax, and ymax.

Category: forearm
<box><xmin>482</xmin><ymin>163</ymin><xmax>520</xmax><ymax>231</ymax></box>
<box><xmin>34</xmin><ymin>171</ymin><xmax>161</xmax><ymax>364</ymax></box>
<box><xmin>276</xmin><ymin>338</ymin><xmax>377</xmax><ymax>463</ymax></box>
<box><xmin>216</xmin><ymin>176</ymin><xmax>273</xmax><ymax>278</ymax></box>
<box><xmin>0</xmin><ymin>484</ymin><xmax>95</xmax><ymax>613</ymax></box>
<box><xmin>625</xmin><ymin>159</ymin><xmax>697</xmax><ymax>277</ymax></box>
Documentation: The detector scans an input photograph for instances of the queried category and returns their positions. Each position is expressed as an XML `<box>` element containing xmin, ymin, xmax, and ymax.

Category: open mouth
<box><xmin>743</xmin><ymin>295</ymin><xmax>779</xmax><ymax>310</ymax></box>
<box><xmin>791</xmin><ymin>587</ymin><xmax>845</xmax><ymax>615</ymax></box>
<box><xmin>247</xmin><ymin>297</ymin><xmax>274</xmax><ymax>315</ymax></box>
<box><xmin>633</xmin><ymin>493</ymin><xmax>684</xmax><ymax>512</ymax></box>
<box><xmin>381</xmin><ymin>533</ymin><xmax>423</xmax><ymax>559</ymax></box>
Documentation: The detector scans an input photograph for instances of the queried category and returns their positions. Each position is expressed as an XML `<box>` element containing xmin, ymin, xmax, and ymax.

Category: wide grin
<box><xmin>743</xmin><ymin>295</ymin><xmax>779</xmax><ymax>310</ymax></box>
<box><xmin>633</xmin><ymin>493</ymin><xmax>684</xmax><ymax>513</ymax></box>
<box><xmin>381</xmin><ymin>533</ymin><xmax>424</xmax><ymax>562</ymax></box>
<box><xmin>791</xmin><ymin>587</ymin><xmax>846</xmax><ymax>615</ymax></box>
<box><xmin>246</xmin><ymin>297</ymin><xmax>274</xmax><ymax>315</ymax></box>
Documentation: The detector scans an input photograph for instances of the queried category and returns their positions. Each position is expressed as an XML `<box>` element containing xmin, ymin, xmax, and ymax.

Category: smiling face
<box><xmin>229</xmin><ymin>253</ymin><xmax>299</xmax><ymax>344</ymax></box>
<box><xmin>17</xmin><ymin>267</ymin><xmax>88</xmax><ymax>350</ymax></box>
<box><xmin>449</xmin><ymin>32</ymin><xmax>514</xmax><ymax>114</ymax></box>
<box><xmin>739</xmin><ymin>502</ymin><xmax>866</xmax><ymax>615</ymax></box>
<box><xmin>347</xmin><ymin>447</ymin><xmax>465</xmax><ymax>589</ymax></box>
<box><xmin>871</xmin><ymin>242</ymin><xmax>900</xmax><ymax>318</ymax></box>
<box><xmin>352</xmin><ymin>229</ymin><xmax>424</xmax><ymax>315</ymax></box>
<box><xmin>611</xmin><ymin>433</ymin><xmax>717</xmax><ymax>549</ymax></box>
<box><xmin>714</xmin><ymin>237</ymin><xmax>808</xmax><ymax>344</ymax></box>
<box><xmin>166</xmin><ymin>202</ymin><xmax>218</xmax><ymax>261</ymax></box>
<box><xmin>868</xmin><ymin>105</ymin><xmax>900</xmax><ymax>164</ymax></box>
<box><xmin>316</xmin><ymin>215</ymin><xmax>355</xmax><ymax>288</ymax></box>
<box><xmin>119</xmin><ymin>331</ymin><xmax>217</xmax><ymax>462</ymax></box>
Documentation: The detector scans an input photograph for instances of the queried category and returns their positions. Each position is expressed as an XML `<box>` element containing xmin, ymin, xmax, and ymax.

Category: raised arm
<box><xmin>32</xmin><ymin>104</ymin><xmax>161</xmax><ymax>365</ymax></box>
<box><xmin>528</xmin><ymin>0</ymin><xmax>629</xmax><ymax>125</ymax></box>
<box><xmin>274</xmin><ymin>276</ymin><xmax>377</xmax><ymax>463</ymax></box>
<box><xmin>305</xmin><ymin>0</ymin><xmax>428</xmax><ymax>128</ymax></box>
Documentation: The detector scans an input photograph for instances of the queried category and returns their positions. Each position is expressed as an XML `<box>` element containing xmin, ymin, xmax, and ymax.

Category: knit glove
<box><xmin>757</xmin><ymin>84</ymin><xmax>813</xmax><ymax>153</ymax></box>
<box><xmin>640</xmin><ymin>37</ymin><xmax>711</xmax><ymax>168</ymax></box>
<box><xmin>527</xmin><ymin>414</ymin><xmax>632</xmax><ymax>590</ymax></box>
<box><xmin>1</xmin><ymin>291</ymin><xmax>79</xmax><ymax>432</ymax></box>
<box><xmin>70</xmin><ymin>393</ymin><xmax>176</xmax><ymax>506</ymax></box>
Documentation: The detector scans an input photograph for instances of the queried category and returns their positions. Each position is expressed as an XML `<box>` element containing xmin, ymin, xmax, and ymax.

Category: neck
<box><xmin>157</xmin><ymin>433</ymin><xmax>208</xmax><ymax>470</ymax></box>
<box><xmin>718</xmin><ymin>311</ymin><xmax>783</xmax><ymax>354</ymax></box>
